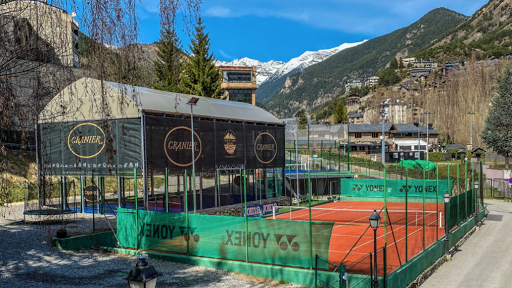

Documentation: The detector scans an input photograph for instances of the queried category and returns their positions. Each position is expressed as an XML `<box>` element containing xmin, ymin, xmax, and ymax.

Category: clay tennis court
<box><xmin>274</xmin><ymin>200</ymin><xmax>446</xmax><ymax>275</ymax></box>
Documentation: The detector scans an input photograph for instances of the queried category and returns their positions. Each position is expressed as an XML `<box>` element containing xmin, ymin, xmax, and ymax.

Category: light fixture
<box><xmin>125</xmin><ymin>255</ymin><xmax>161</xmax><ymax>288</ymax></box>
<box><xmin>474</xmin><ymin>181</ymin><xmax>479</xmax><ymax>190</ymax></box>
<box><xmin>369</xmin><ymin>209</ymin><xmax>381</xmax><ymax>230</ymax></box>
<box><xmin>443</xmin><ymin>193</ymin><xmax>451</xmax><ymax>256</ymax></box>
<box><xmin>187</xmin><ymin>97</ymin><xmax>199</xmax><ymax>105</ymax></box>
<box><xmin>443</xmin><ymin>192</ymin><xmax>450</xmax><ymax>204</ymax></box>
<box><xmin>369</xmin><ymin>209</ymin><xmax>381</xmax><ymax>288</ymax></box>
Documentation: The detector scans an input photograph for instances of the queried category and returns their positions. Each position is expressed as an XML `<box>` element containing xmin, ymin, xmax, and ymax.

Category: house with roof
<box><xmin>348</xmin><ymin>113</ymin><xmax>364</xmax><ymax>124</ymax></box>
<box><xmin>391</xmin><ymin>123</ymin><xmax>439</xmax><ymax>152</ymax></box>
<box><xmin>345</xmin><ymin>124</ymin><xmax>395</xmax><ymax>155</ymax></box>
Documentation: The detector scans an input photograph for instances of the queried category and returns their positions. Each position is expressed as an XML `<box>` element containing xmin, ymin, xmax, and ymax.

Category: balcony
<box><xmin>72</xmin><ymin>31</ymin><xmax>79</xmax><ymax>43</ymax></box>
<box><xmin>73</xmin><ymin>53</ymin><xmax>80</xmax><ymax>68</ymax></box>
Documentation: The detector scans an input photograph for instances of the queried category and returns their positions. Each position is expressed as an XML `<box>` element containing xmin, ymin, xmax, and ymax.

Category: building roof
<box><xmin>392</xmin><ymin>124</ymin><xmax>439</xmax><ymax>135</ymax></box>
<box><xmin>39</xmin><ymin>77</ymin><xmax>282</xmax><ymax>124</ymax></box>
<box><xmin>348</xmin><ymin>113</ymin><xmax>364</xmax><ymax>118</ymax></box>
<box><xmin>444</xmin><ymin>144</ymin><xmax>465</xmax><ymax>150</ymax></box>
<box><xmin>349</xmin><ymin>123</ymin><xmax>396</xmax><ymax>133</ymax></box>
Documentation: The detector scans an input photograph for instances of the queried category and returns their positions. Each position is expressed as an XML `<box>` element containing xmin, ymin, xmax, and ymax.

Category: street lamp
<box><xmin>125</xmin><ymin>255</ymin><xmax>162</xmax><ymax>288</ymax></box>
<box><xmin>187</xmin><ymin>97</ymin><xmax>199</xmax><ymax>213</ymax></box>
<box><xmin>424</xmin><ymin>111</ymin><xmax>431</xmax><ymax>162</ymax></box>
<box><xmin>443</xmin><ymin>192</ymin><xmax>451</xmax><ymax>256</ymax></box>
<box><xmin>369</xmin><ymin>210</ymin><xmax>381</xmax><ymax>288</ymax></box>
<box><xmin>474</xmin><ymin>181</ymin><xmax>479</xmax><ymax>226</ymax></box>
<box><xmin>468</xmin><ymin>111</ymin><xmax>475</xmax><ymax>148</ymax></box>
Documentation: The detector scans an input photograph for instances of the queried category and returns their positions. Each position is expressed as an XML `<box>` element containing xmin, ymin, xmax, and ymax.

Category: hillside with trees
<box><xmin>415</xmin><ymin>0</ymin><xmax>512</xmax><ymax>61</ymax></box>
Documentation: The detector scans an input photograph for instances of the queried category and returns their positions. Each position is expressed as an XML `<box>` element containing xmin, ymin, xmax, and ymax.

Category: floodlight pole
<box><xmin>425</xmin><ymin>111</ymin><xmax>431</xmax><ymax>162</ymax></box>
<box><xmin>187</xmin><ymin>97</ymin><xmax>199</xmax><ymax>214</ymax></box>
<box><xmin>295</xmin><ymin>115</ymin><xmax>300</xmax><ymax>207</ymax></box>
<box><xmin>468</xmin><ymin>111</ymin><xmax>475</xmax><ymax>147</ymax></box>
<box><xmin>381</xmin><ymin>112</ymin><xmax>385</xmax><ymax>166</ymax></box>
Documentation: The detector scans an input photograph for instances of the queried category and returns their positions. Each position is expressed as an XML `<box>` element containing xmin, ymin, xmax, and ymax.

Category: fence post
<box><xmin>244</xmin><ymin>169</ymin><xmax>248</xmax><ymax>263</ymax></box>
<box><xmin>308</xmin><ymin>170</ymin><xmax>313</xmax><ymax>270</ymax></box>
<box><xmin>165</xmin><ymin>167</ymin><xmax>169</xmax><ymax>212</ymax></box>
<box><xmin>341</xmin><ymin>264</ymin><xmax>346</xmax><ymax>288</ymax></box>
<box><xmin>422</xmin><ymin>168</ymin><xmax>426</xmax><ymax>251</ymax></box>
<box><xmin>405</xmin><ymin>168</ymin><xmax>408</xmax><ymax>262</ymax></box>
<box><xmin>436</xmin><ymin>165</ymin><xmax>439</xmax><ymax>241</ymax></box>
<box><xmin>185</xmin><ymin>169</ymin><xmax>189</xmax><ymax>256</ymax></box>
<box><xmin>314</xmin><ymin>255</ymin><xmax>318</xmax><ymax>288</ymax></box>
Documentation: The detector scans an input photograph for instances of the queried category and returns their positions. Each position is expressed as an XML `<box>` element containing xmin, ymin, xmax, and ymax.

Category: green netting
<box><xmin>116</xmin><ymin>208</ymin><xmax>334</xmax><ymax>269</ymax></box>
<box><xmin>386</xmin><ymin>239</ymin><xmax>444</xmax><ymax>288</ymax></box>
<box><xmin>398</xmin><ymin>160</ymin><xmax>435</xmax><ymax>171</ymax></box>
<box><xmin>340</xmin><ymin>179</ymin><xmax>452</xmax><ymax>198</ymax></box>
<box><xmin>447</xmin><ymin>190</ymin><xmax>476</xmax><ymax>230</ymax></box>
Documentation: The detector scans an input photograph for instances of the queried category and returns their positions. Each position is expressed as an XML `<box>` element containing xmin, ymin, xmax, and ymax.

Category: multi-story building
<box><xmin>363</xmin><ymin>76</ymin><xmax>379</xmax><ymax>86</ymax></box>
<box><xmin>345</xmin><ymin>79</ymin><xmax>362</xmax><ymax>93</ymax></box>
<box><xmin>0</xmin><ymin>0</ymin><xmax>80</xmax><ymax>67</ymax></box>
<box><xmin>217</xmin><ymin>66</ymin><xmax>257</xmax><ymax>105</ymax></box>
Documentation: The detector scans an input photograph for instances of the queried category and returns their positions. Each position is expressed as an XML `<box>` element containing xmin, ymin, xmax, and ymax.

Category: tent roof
<box><xmin>39</xmin><ymin>77</ymin><xmax>282</xmax><ymax>124</ymax></box>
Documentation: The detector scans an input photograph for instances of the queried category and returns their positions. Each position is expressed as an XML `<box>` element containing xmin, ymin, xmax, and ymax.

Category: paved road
<box><xmin>422</xmin><ymin>199</ymin><xmax>512</xmax><ymax>288</ymax></box>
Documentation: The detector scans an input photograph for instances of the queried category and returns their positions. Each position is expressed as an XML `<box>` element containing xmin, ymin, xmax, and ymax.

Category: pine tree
<box><xmin>333</xmin><ymin>97</ymin><xmax>347</xmax><ymax>124</ymax></box>
<box><xmin>153</xmin><ymin>29</ymin><xmax>183</xmax><ymax>92</ymax></box>
<box><xmin>481</xmin><ymin>66</ymin><xmax>512</xmax><ymax>168</ymax></box>
<box><xmin>298</xmin><ymin>109</ymin><xmax>308</xmax><ymax>129</ymax></box>
<box><xmin>181</xmin><ymin>18</ymin><xmax>222</xmax><ymax>98</ymax></box>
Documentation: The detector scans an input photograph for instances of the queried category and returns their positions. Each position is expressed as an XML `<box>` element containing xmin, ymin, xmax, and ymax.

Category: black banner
<box><xmin>146</xmin><ymin>116</ymin><xmax>285</xmax><ymax>172</ymax></box>
<box><xmin>40</xmin><ymin>119</ymin><xmax>142</xmax><ymax>176</ymax></box>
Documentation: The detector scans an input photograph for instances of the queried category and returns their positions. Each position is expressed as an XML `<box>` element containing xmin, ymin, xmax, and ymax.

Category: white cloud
<box><xmin>219</xmin><ymin>49</ymin><xmax>233</xmax><ymax>59</ymax></box>
<box><xmin>205</xmin><ymin>7</ymin><xmax>232</xmax><ymax>17</ymax></box>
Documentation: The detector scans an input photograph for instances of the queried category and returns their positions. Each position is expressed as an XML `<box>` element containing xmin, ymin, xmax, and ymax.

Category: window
<box><xmin>359</xmin><ymin>146</ymin><xmax>365</xmax><ymax>151</ymax></box>
<box><xmin>372</xmin><ymin>132</ymin><xmax>379</xmax><ymax>138</ymax></box>
<box><xmin>224</xmin><ymin>71</ymin><xmax>253</xmax><ymax>83</ymax></box>
<box><xmin>355</xmin><ymin>133</ymin><xmax>362</xmax><ymax>138</ymax></box>
<box><xmin>228</xmin><ymin>89</ymin><xmax>253</xmax><ymax>104</ymax></box>
<box><xmin>351</xmin><ymin>146</ymin><xmax>358</xmax><ymax>151</ymax></box>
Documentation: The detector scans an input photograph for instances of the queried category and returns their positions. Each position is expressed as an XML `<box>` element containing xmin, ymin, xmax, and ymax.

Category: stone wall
<box><xmin>198</xmin><ymin>196</ymin><xmax>290</xmax><ymax>216</ymax></box>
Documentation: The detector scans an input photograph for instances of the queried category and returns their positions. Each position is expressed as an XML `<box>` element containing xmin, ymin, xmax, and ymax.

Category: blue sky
<box><xmin>138</xmin><ymin>0</ymin><xmax>487</xmax><ymax>62</ymax></box>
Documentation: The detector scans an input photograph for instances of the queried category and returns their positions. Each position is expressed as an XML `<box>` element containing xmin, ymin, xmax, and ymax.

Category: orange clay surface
<box><xmin>274</xmin><ymin>200</ymin><xmax>446</xmax><ymax>275</ymax></box>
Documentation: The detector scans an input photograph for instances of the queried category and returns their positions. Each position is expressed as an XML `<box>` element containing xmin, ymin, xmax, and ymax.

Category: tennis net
<box><xmin>272</xmin><ymin>206</ymin><xmax>444</xmax><ymax>227</ymax></box>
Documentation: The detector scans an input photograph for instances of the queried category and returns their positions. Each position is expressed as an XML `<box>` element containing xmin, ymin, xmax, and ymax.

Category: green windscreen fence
<box><xmin>340</xmin><ymin>179</ymin><xmax>452</xmax><ymax>198</ymax></box>
<box><xmin>117</xmin><ymin>208</ymin><xmax>334</xmax><ymax>269</ymax></box>
<box><xmin>447</xmin><ymin>190</ymin><xmax>475</xmax><ymax>230</ymax></box>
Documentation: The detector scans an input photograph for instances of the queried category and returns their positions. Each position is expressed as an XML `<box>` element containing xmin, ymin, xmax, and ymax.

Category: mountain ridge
<box><xmin>264</xmin><ymin>7</ymin><xmax>468</xmax><ymax>118</ymax></box>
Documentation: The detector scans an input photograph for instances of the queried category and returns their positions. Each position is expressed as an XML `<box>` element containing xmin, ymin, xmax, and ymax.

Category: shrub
<box><xmin>429</xmin><ymin>152</ymin><xmax>446</xmax><ymax>162</ymax></box>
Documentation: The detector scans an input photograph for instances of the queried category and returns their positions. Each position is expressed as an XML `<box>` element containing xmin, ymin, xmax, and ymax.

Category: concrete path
<box><xmin>422</xmin><ymin>199</ymin><xmax>512</xmax><ymax>288</ymax></box>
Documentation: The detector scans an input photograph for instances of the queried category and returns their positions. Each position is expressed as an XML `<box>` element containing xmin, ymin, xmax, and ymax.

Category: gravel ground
<box><xmin>0</xmin><ymin>204</ymin><xmax>305</xmax><ymax>288</ymax></box>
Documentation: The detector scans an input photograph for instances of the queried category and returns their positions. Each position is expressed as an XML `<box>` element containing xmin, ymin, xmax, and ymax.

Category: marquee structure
<box><xmin>35</xmin><ymin>77</ymin><xmax>286</xmax><ymax>214</ymax></box>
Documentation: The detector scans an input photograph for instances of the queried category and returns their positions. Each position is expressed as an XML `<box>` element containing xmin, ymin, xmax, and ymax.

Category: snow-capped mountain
<box><xmin>268</xmin><ymin>41</ymin><xmax>367</xmax><ymax>82</ymax></box>
<box><xmin>216</xmin><ymin>40</ymin><xmax>366</xmax><ymax>86</ymax></box>
<box><xmin>216</xmin><ymin>58</ymin><xmax>285</xmax><ymax>85</ymax></box>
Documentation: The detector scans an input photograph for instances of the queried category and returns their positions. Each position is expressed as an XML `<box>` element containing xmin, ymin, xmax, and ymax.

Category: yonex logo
<box><xmin>140</xmin><ymin>223</ymin><xmax>200</xmax><ymax>242</ymax></box>
<box><xmin>274</xmin><ymin>234</ymin><xmax>300</xmax><ymax>252</ymax></box>
<box><xmin>183</xmin><ymin>227</ymin><xmax>200</xmax><ymax>242</ymax></box>
<box><xmin>400</xmin><ymin>186</ymin><xmax>412</xmax><ymax>193</ymax></box>
<box><xmin>352</xmin><ymin>184</ymin><xmax>363</xmax><ymax>191</ymax></box>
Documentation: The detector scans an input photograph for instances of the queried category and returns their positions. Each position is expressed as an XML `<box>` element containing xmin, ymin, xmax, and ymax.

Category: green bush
<box><xmin>429</xmin><ymin>152</ymin><xmax>446</xmax><ymax>162</ymax></box>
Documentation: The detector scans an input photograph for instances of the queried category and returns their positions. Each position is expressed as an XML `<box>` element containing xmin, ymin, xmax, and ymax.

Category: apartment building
<box><xmin>0</xmin><ymin>0</ymin><xmax>80</xmax><ymax>67</ymax></box>
<box><xmin>218</xmin><ymin>66</ymin><xmax>257</xmax><ymax>105</ymax></box>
